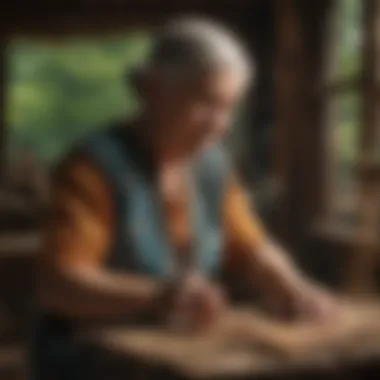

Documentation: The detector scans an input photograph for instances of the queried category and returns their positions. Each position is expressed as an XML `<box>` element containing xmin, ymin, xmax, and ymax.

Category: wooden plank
<box><xmin>312</xmin><ymin>218</ymin><xmax>379</xmax><ymax>248</ymax></box>
<box><xmin>273</xmin><ymin>0</ymin><xmax>332</xmax><ymax>249</ymax></box>
<box><xmin>273</xmin><ymin>0</ymin><xmax>304</xmax><ymax>245</ymax></box>
<box><xmin>359</xmin><ymin>0</ymin><xmax>380</xmax><ymax>153</ymax></box>
<box><xmin>299</xmin><ymin>0</ymin><xmax>334</xmax><ymax>224</ymax></box>
<box><xmin>0</xmin><ymin>231</ymin><xmax>41</xmax><ymax>257</ymax></box>
<box><xmin>0</xmin><ymin>3</ymin><xmax>260</xmax><ymax>38</ymax></box>
<box><xmin>83</xmin><ymin>300</ymin><xmax>380</xmax><ymax>379</ymax></box>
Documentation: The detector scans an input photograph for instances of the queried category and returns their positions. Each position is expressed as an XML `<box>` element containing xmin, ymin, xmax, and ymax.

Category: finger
<box><xmin>190</xmin><ymin>291</ymin><xmax>221</xmax><ymax>328</ymax></box>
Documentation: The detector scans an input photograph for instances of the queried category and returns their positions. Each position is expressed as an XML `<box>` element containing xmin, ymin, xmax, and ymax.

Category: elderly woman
<box><xmin>34</xmin><ymin>18</ymin><xmax>337</xmax><ymax>380</ymax></box>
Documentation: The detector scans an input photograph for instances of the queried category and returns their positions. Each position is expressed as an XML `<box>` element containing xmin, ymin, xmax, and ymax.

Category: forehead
<box><xmin>170</xmin><ymin>68</ymin><xmax>247</xmax><ymax>97</ymax></box>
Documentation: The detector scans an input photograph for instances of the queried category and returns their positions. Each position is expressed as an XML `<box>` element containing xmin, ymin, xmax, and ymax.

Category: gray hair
<box><xmin>134</xmin><ymin>17</ymin><xmax>254</xmax><ymax>87</ymax></box>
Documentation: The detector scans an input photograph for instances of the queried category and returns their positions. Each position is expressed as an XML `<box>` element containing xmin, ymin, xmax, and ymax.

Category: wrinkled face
<box><xmin>146</xmin><ymin>67</ymin><xmax>248</xmax><ymax>159</ymax></box>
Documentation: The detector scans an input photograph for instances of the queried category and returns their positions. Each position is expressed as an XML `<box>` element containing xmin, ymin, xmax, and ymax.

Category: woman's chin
<box><xmin>199</xmin><ymin>138</ymin><xmax>217</xmax><ymax>153</ymax></box>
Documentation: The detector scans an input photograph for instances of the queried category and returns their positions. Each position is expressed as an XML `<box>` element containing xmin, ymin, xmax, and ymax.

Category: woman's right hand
<box><xmin>158</xmin><ymin>272</ymin><xmax>227</xmax><ymax>332</ymax></box>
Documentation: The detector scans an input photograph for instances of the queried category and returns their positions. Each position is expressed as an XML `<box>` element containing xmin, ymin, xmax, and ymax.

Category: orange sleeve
<box><xmin>39</xmin><ymin>154</ymin><xmax>115</xmax><ymax>271</ymax></box>
<box><xmin>223</xmin><ymin>177</ymin><xmax>267</xmax><ymax>268</ymax></box>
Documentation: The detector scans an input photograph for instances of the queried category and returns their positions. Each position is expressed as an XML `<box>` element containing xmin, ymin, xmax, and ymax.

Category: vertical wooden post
<box><xmin>344</xmin><ymin>0</ymin><xmax>380</xmax><ymax>294</ymax></box>
<box><xmin>303</xmin><ymin>0</ymin><xmax>334</xmax><ymax>221</ymax></box>
<box><xmin>0</xmin><ymin>39</ymin><xmax>6</xmax><ymax>185</ymax></box>
<box><xmin>274</xmin><ymin>0</ymin><xmax>332</xmax><ymax>252</ymax></box>
<box><xmin>360</xmin><ymin>0</ymin><xmax>380</xmax><ymax>155</ymax></box>
<box><xmin>274</xmin><ymin>0</ymin><xmax>305</xmax><ymax>247</ymax></box>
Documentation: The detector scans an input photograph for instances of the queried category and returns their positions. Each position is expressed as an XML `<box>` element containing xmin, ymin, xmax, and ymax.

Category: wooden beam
<box><xmin>359</xmin><ymin>0</ymin><xmax>380</xmax><ymax>154</ymax></box>
<box><xmin>273</xmin><ymin>0</ymin><xmax>332</xmax><ymax>250</ymax></box>
<box><xmin>0</xmin><ymin>3</ymin><xmax>258</xmax><ymax>38</ymax></box>
<box><xmin>299</xmin><ymin>0</ymin><xmax>334</xmax><ymax>222</ymax></box>
<box><xmin>0</xmin><ymin>40</ymin><xmax>5</xmax><ymax>185</ymax></box>
<box><xmin>273</xmin><ymin>0</ymin><xmax>304</xmax><ymax>246</ymax></box>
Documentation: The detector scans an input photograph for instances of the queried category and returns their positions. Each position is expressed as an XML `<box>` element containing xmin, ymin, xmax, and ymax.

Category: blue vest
<box><xmin>83</xmin><ymin>127</ymin><xmax>230</xmax><ymax>278</ymax></box>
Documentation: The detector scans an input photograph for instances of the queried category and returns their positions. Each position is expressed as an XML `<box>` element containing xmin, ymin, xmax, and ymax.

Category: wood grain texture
<box><xmin>83</xmin><ymin>300</ymin><xmax>380</xmax><ymax>379</ymax></box>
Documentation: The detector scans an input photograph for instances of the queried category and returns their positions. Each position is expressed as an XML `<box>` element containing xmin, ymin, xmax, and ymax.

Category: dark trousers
<box><xmin>31</xmin><ymin>315</ymin><xmax>91</xmax><ymax>380</ymax></box>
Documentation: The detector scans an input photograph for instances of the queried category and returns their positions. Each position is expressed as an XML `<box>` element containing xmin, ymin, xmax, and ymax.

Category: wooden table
<box><xmin>82</xmin><ymin>300</ymin><xmax>380</xmax><ymax>379</ymax></box>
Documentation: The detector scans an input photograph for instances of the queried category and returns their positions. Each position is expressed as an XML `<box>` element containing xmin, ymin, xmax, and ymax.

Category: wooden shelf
<box><xmin>0</xmin><ymin>231</ymin><xmax>41</xmax><ymax>258</ymax></box>
<box><xmin>311</xmin><ymin>218</ymin><xmax>380</xmax><ymax>248</ymax></box>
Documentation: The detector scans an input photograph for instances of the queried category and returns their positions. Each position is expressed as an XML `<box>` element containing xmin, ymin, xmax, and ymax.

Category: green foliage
<box><xmin>7</xmin><ymin>33</ymin><xmax>151</xmax><ymax>164</ymax></box>
<box><xmin>335</xmin><ymin>0</ymin><xmax>363</xmax><ymax>80</ymax></box>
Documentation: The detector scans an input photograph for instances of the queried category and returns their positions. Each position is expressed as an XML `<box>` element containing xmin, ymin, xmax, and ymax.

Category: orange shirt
<box><xmin>40</xmin><ymin>154</ymin><xmax>266</xmax><ymax>273</ymax></box>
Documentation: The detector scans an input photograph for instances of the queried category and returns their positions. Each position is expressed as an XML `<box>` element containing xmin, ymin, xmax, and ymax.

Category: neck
<box><xmin>136</xmin><ymin>116</ymin><xmax>191</xmax><ymax>169</ymax></box>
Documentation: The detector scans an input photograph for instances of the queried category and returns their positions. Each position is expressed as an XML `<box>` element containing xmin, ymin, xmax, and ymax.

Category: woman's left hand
<box><xmin>166</xmin><ymin>272</ymin><xmax>228</xmax><ymax>331</ymax></box>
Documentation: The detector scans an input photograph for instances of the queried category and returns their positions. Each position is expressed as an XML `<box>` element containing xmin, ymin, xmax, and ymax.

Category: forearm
<box><xmin>38</xmin><ymin>264</ymin><xmax>162</xmax><ymax>321</ymax></box>
<box><xmin>244</xmin><ymin>240</ymin><xmax>305</xmax><ymax>301</ymax></box>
